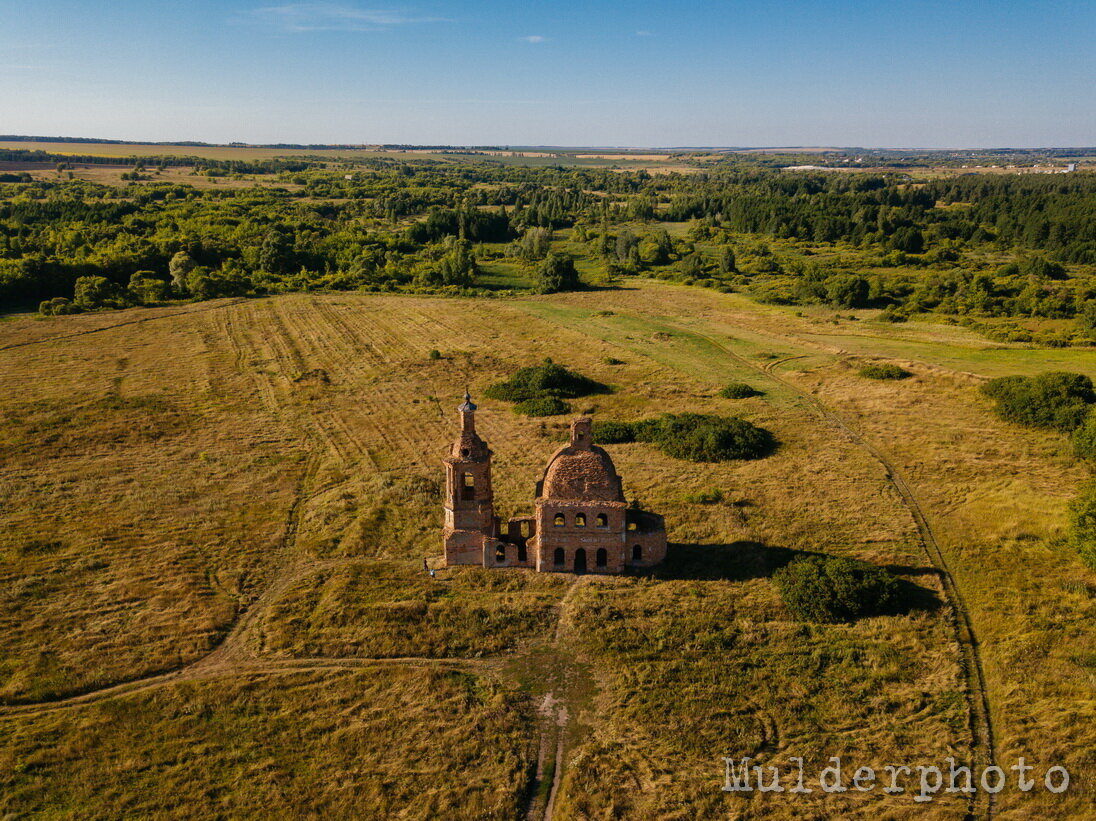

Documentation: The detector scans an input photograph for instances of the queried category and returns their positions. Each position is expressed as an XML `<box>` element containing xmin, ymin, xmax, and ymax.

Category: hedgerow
<box><xmin>592</xmin><ymin>413</ymin><xmax>774</xmax><ymax>462</ymax></box>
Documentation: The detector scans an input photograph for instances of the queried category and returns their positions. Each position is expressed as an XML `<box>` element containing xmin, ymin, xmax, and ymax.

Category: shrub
<box><xmin>1073</xmin><ymin>410</ymin><xmax>1096</xmax><ymax>460</ymax></box>
<box><xmin>534</xmin><ymin>252</ymin><xmax>581</xmax><ymax>294</ymax></box>
<box><xmin>773</xmin><ymin>555</ymin><xmax>900</xmax><ymax>622</ymax></box>
<box><xmin>38</xmin><ymin>297</ymin><xmax>81</xmax><ymax>316</ymax></box>
<box><xmin>594</xmin><ymin>413</ymin><xmax>774</xmax><ymax>462</ymax></box>
<box><xmin>513</xmin><ymin>397</ymin><xmax>571</xmax><ymax>417</ymax></box>
<box><xmin>1067</xmin><ymin>483</ymin><xmax>1096</xmax><ymax>571</ymax></box>
<box><xmin>648</xmin><ymin>413</ymin><xmax>774</xmax><ymax>462</ymax></box>
<box><xmin>683</xmin><ymin>488</ymin><xmax>724</xmax><ymax>504</ymax></box>
<box><xmin>859</xmin><ymin>363</ymin><xmax>911</xmax><ymax>380</ymax></box>
<box><xmin>824</xmin><ymin>274</ymin><xmax>870</xmax><ymax>308</ymax></box>
<box><xmin>74</xmin><ymin>275</ymin><xmax>123</xmax><ymax>310</ymax></box>
<box><xmin>981</xmin><ymin>371</ymin><xmax>1096</xmax><ymax>432</ymax></box>
<box><xmin>592</xmin><ymin>420</ymin><xmax>638</xmax><ymax>444</ymax></box>
<box><xmin>428</xmin><ymin>349</ymin><xmax>442</xmax><ymax>360</ymax></box>
<box><xmin>719</xmin><ymin>382</ymin><xmax>762</xmax><ymax>399</ymax></box>
<box><xmin>484</xmin><ymin>361</ymin><xmax>607</xmax><ymax>403</ymax></box>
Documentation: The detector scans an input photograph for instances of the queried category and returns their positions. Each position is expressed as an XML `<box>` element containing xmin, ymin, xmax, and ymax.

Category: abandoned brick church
<box><xmin>443</xmin><ymin>393</ymin><xmax>667</xmax><ymax>573</ymax></box>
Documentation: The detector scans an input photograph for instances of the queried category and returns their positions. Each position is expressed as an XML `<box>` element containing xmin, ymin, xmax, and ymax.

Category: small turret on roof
<box><xmin>448</xmin><ymin>391</ymin><xmax>490</xmax><ymax>461</ymax></box>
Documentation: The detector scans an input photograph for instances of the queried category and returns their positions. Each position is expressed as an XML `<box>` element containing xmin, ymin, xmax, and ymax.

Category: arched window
<box><xmin>595</xmin><ymin>514</ymin><xmax>608</xmax><ymax>528</ymax></box>
<box><xmin>553</xmin><ymin>548</ymin><xmax>565</xmax><ymax>566</ymax></box>
<box><xmin>462</xmin><ymin>472</ymin><xmax>475</xmax><ymax>500</ymax></box>
<box><xmin>575</xmin><ymin>513</ymin><xmax>586</xmax><ymax>528</ymax></box>
<box><xmin>627</xmin><ymin>521</ymin><xmax>637</xmax><ymax>532</ymax></box>
<box><xmin>596</xmin><ymin>548</ymin><xmax>607</xmax><ymax>568</ymax></box>
<box><xmin>553</xmin><ymin>513</ymin><xmax>565</xmax><ymax>527</ymax></box>
<box><xmin>517</xmin><ymin>544</ymin><xmax>528</xmax><ymax>563</ymax></box>
<box><xmin>632</xmin><ymin>544</ymin><xmax>642</xmax><ymax>562</ymax></box>
<box><xmin>495</xmin><ymin>544</ymin><xmax>506</xmax><ymax>563</ymax></box>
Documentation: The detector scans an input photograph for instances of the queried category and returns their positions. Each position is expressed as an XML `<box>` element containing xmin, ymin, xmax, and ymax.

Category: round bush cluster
<box><xmin>982</xmin><ymin>371</ymin><xmax>1096</xmax><ymax>432</ymax></box>
<box><xmin>484</xmin><ymin>361</ymin><xmax>607</xmax><ymax>403</ymax></box>
<box><xmin>858</xmin><ymin>363</ymin><xmax>911</xmax><ymax>380</ymax></box>
<box><xmin>773</xmin><ymin>555</ymin><xmax>900</xmax><ymax>622</ymax></box>
<box><xmin>719</xmin><ymin>382</ymin><xmax>763</xmax><ymax>399</ymax></box>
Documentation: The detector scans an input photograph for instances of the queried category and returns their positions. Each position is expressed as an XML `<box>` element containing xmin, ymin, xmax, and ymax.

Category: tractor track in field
<box><xmin>736</xmin><ymin>345</ymin><xmax>998</xmax><ymax>820</ymax></box>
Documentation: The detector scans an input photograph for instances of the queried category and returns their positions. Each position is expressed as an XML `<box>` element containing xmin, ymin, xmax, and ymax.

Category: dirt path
<box><xmin>523</xmin><ymin>576</ymin><xmax>586</xmax><ymax>821</ymax></box>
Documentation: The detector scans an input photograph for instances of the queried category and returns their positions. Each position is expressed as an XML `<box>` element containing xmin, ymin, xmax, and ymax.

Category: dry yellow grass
<box><xmin>0</xmin><ymin>282</ymin><xmax>1091</xmax><ymax>817</ymax></box>
<box><xmin>0</xmin><ymin>667</ymin><xmax>536</xmax><ymax>819</ymax></box>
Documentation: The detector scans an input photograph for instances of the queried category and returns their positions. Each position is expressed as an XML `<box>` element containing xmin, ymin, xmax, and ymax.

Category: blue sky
<box><xmin>1</xmin><ymin>0</ymin><xmax>1093</xmax><ymax>147</ymax></box>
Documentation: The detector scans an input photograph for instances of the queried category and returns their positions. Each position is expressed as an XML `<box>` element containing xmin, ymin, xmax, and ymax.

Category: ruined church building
<box><xmin>443</xmin><ymin>394</ymin><xmax>667</xmax><ymax>573</ymax></box>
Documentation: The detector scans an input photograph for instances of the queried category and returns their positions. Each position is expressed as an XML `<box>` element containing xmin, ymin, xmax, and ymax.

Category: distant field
<box><xmin>0</xmin><ymin>282</ymin><xmax>1092</xmax><ymax>817</ymax></box>
<box><xmin>0</xmin><ymin>140</ymin><xmax>700</xmax><ymax>170</ymax></box>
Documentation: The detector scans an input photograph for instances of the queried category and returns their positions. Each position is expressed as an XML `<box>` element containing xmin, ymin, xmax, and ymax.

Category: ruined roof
<box><xmin>539</xmin><ymin>444</ymin><xmax>625</xmax><ymax>502</ymax></box>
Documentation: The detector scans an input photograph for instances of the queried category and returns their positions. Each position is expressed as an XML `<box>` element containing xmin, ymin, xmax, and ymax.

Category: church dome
<box><xmin>541</xmin><ymin>446</ymin><xmax>624</xmax><ymax>501</ymax></box>
<box><xmin>538</xmin><ymin>419</ymin><xmax>624</xmax><ymax>502</ymax></box>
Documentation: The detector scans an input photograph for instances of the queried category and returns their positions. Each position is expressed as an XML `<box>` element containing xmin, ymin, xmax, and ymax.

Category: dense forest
<box><xmin>2</xmin><ymin>148</ymin><xmax>1095</xmax><ymax>343</ymax></box>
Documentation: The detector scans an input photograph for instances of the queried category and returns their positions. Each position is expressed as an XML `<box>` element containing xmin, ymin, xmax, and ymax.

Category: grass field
<box><xmin>0</xmin><ymin>282</ymin><xmax>1092</xmax><ymax>817</ymax></box>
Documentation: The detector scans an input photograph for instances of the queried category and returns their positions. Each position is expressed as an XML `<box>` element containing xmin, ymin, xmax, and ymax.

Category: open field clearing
<box><xmin>0</xmin><ymin>282</ymin><xmax>1092</xmax><ymax>816</ymax></box>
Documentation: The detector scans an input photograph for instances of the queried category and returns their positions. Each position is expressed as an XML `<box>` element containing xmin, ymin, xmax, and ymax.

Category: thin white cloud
<box><xmin>636</xmin><ymin>30</ymin><xmax>653</xmax><ymax>37</ymax></box>
<box><xmin>246</xmin><ymin>3</ymin><xmax>444</xmax><ymax>33</ymax></box>
<box><xmin>519</xmin><ymin>35</ymin><xmax>546</xmax><ymax>43</ymax></box>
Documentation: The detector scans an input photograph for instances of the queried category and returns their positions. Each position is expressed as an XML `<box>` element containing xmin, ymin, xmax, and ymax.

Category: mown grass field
<box><xmin>0</xmin><ymin>282</ymin><xmax>1092</xmax><ymax>818</ymax></box>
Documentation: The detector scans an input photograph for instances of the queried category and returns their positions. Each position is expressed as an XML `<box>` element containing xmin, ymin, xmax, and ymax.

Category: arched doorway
<box><xmin>632</xmin><ymin>544</ymin><xmax>642</xmax><ymax>562</ymax></box>
<box><xmin>596</xmin><ymin>548</ymin><xmax>607</xmax><ymax>568</ymax></box>
<box><xmin>574</xmin><ymin>548</ymin><xmax>587</xmax><ymax>573</ymax></box>
<box><xmin>553</xmin><ymin>548</ymin><xmax>565</xmax><ymax>567</ymax></box>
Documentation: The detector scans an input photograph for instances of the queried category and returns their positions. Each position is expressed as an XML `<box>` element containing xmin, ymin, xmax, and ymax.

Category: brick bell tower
<box><xmin>442</xmin><ymin>392</ymin><xmax>496</xmax><ymax>565</ymax></box>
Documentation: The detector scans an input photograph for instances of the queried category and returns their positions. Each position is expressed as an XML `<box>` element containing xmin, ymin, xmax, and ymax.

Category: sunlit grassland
<box><xmin>530</xmin><ymin>282</ymin><xmax>1096</xmax><ymax>815</ymax></box>
<box><xmin>0</xmin><ymin>667</ymin><xmax>536</xmax><ymax>819</ymax></box>
<box><xmin>0</xmin><ymin>281</ymin><xmax>1091</xmax><ymax>816</ymax></box>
